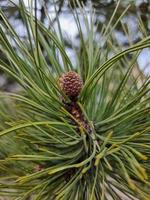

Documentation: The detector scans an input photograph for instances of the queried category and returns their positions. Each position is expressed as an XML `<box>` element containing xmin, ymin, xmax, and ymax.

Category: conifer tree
<box><xmin>0</xmin><ymin>1</ymin><xmax>150</xmax><ymax>199</ymax></box>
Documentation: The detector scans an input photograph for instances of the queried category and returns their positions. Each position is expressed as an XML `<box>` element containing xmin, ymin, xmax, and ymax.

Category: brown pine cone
<box><xmin>59</xmin><ymin>71</ymin><xmax>83</xmax><ymax>98</ymax></box>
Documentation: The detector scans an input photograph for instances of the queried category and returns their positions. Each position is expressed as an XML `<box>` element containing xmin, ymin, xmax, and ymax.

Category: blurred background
<box><xmin>0</xmin><ymin>0</ymin><xmax>150</xmax><ymax>92</ymax></box>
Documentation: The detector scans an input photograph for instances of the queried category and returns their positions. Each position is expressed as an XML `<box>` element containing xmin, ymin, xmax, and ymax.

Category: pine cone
<box><xmin>59</xmin><ymin>71</ymin><xmax>83</xmax><ymax>98</ymax></box>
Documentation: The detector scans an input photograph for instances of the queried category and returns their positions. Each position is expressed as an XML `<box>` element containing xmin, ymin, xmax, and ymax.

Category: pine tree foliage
<box><xmin>0</xmin><ymin>0</ymin><xmax>150</xmax><ymax>199</ymax></box>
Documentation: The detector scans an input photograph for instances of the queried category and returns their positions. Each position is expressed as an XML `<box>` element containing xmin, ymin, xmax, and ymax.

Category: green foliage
<box><xmin>0</xmin><ymin>0</ymin><xmax>150</xmax><ymax>199</ymax></box>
